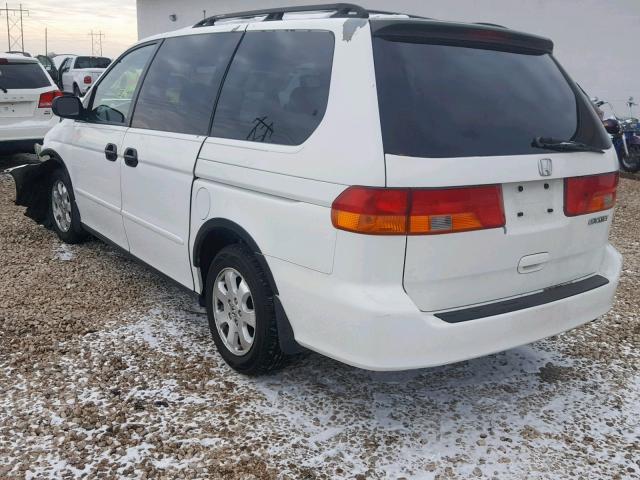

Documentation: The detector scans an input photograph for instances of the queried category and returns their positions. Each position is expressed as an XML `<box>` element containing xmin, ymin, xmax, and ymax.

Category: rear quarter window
<box><xmin>211</xmin><ymin>30</ymin><xmax>334</xmax><ymax>146</ymax></box>
<box><xmin>0</xmin><ymin>63</ymin><xmax>50</xmax><ymax>89</ymax></box>
<box><xmin>373</xmin><ymin>35</ymin><xmax>609</xmax><ymax>158</ymax></box>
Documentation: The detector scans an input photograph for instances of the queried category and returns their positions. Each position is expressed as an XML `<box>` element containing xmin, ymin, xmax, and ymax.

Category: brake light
<box><xmin>564</xmin><ymin>172</ymin><xmax>618</xmax><ymax>216</ymax></box>
<box><xmin>84</xmin><ymin>75</ymin><xmax>92</xmax><ymax>84</ymax></box>
<box><xmin>0</xmin><ymin>58</ymin><xmax>8</xmax><ymax>64</ymax></box>
<box><xmin>38</xmin><ymin>90</ymin><xmax>63</xmax><ymax>108</ymax></box>
<box><xmin>331</xmin><ymin>185</ymin><xmax>505</xmax><ymax>235</ymax></box>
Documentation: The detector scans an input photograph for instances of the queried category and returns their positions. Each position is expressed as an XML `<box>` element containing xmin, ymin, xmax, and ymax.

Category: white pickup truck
<box><xmin>58</xmin><ymin>56</ymin><xmax>111</xmax><ymax>96</ymax></box>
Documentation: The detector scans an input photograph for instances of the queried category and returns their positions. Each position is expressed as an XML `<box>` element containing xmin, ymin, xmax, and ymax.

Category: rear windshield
<box><xmin>75</xmin><ymin>57</ymin><xmax>111</xmax><ymax>69</ymax></box>
<box><xmin>0</xmin><ymin>63</ymin><xmax>50</xmax><ymax>89</ymax></box>
<box><xmin>373</xmin><ymin>37</ymin><xmax>610</xmax><ymax>158</ymax></box>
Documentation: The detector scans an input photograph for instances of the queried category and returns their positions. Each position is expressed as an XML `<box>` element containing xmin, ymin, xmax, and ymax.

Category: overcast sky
<box><xmin>3</xmin><ymin>0</ymin><xmax>137</xmax><ymax>58</ymax></box>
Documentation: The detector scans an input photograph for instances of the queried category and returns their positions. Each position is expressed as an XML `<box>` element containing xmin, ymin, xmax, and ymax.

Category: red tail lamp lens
<box><xmin>331</xmin><ymin>187</ymin><xmax>408</xmax><ymax>235</ymax></box>
<box><xmin>332</xmin><ymin>185</ymin><xmax>505</xmax><ymax>235</ymax></box>
<box><xmin>564</xmin><ymin>172</ymin><xmax>619</xmax><ymax>216</ymax></box>
<box><xmin>38</xmin><ymin>90</ymin><xmax>63</xmax><ymax>108</ymax></box>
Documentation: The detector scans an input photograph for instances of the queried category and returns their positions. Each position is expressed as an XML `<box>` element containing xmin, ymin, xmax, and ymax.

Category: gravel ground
<box><xmin>0</xmin><ymin>154</ymin><xmax>639</xmax><ymax>479</ymax></box>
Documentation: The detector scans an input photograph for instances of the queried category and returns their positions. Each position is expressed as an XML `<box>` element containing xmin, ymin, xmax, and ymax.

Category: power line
<box><xmin>1</xmin><ymin>3</ymin><xmax>29</xmax><ymax>53</ymax></box>
<box><xmin>88</xmin><ymin>30</ymin><xmax>104</xmax><ymax>56</ymax></box>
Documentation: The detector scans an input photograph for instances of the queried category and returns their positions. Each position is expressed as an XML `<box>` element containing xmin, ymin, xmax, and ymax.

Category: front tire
<box><xmin>205</xmin><ymin>244</ymin><xmax>286</xmax><ymax>375</ymax></box>
<box><xmin>49</xmin><ymin>169</ymin><xmax>87</xmax><ymax>244</ymax></box>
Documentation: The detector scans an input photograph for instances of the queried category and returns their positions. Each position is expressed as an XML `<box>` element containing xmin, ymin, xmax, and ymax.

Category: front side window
<box><xmin>373</xmin><ymin>35</ymin><xmax>610</xmax><ymax>158</ymax></box>
<box><xmin>212</xmin><ymin>30</ymin><xmax>334</xmax><ymax>146</ymax></box>
<box><xmin>132</xmin><ymin>33</ymin><xmax>242</xmax><ymax>135</ymax></box>
<box><xmin>88</xmin><ymin>45</ymin><xmax>155</xmax><ymax>125</ymax></box>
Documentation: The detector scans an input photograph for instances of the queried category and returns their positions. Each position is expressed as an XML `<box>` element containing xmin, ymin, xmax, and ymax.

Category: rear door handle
<box><xmin>518</xmin><ymin>252</ymin><xmax>550</xmax><ymax>274</ymax></box>
<box><xmin>123</xmin><ymin>148</ymin><xmax>138</xmax><ymax>168</ymax></box>
<box><xmin>104</xmin><ymin>143</ymin><xmax>118</xmax><ymax>161</ymax></box>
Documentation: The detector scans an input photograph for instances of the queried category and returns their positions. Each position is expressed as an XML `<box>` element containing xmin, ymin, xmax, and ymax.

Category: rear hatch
<box><xmin>0</xmin><ymin>59</ymin><xmax>54</xmax><ymax>125</ymax></box>
<box><xmin>371</xmin><ymin>21</ymin><xmax>617</xmax><ymax>312</ymax></box>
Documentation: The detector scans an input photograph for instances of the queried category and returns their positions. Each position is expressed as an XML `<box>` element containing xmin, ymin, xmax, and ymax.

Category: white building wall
<box><xmin>136</xmin><ymin>0</ymin><xmax>640</xmax><ymax>115</ymax></box>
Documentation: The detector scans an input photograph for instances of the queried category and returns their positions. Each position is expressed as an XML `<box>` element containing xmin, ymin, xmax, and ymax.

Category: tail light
<box><xmin>564</xmin><ymin>172</ymin><xmax>619</xmax><ymax>216</ymax></box>
<box><xmin>331</xmin><ymin>185</ymin><xmax>505</xmax><ymax>235</ymax></box>
<box><xmin>84</xmin><ymin>75</ymin><xmax>92</xmax><ymax>84</ymax></box>
<box><xmin>38</xmin><ymin>90</ymin><xmax>63</xmax><ymax>108</ymax></box>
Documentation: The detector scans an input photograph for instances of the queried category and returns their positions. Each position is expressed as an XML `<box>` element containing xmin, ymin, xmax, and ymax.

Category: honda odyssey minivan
<box><xmin>10</xmin><ymin>4</ymin><xmax>622</xmax><ymax>375</ymax></box>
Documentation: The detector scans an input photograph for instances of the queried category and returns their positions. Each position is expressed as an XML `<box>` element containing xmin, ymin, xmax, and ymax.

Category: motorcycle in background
<box><xmin>595</xmin><ymin>98</ymin><xmax>640</xmax><ymax>173</ymax></box>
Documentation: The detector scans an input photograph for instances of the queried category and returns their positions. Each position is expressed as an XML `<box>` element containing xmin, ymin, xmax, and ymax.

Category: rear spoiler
<box><xmin>371</xmin><ymin>20</ymin><xmax>554</xmax><ymax>54</ymax></box>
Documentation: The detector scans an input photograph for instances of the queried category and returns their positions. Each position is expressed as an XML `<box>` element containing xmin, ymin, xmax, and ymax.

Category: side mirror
<box><xmin>52</xmin><ymin>95</ymin><xmax>84</xmax><ymax>120</ymax></box>
<box><xmin>603</xmin><ymin>119</ymin><xmax>621</xmax><ymax>135</ymax></box>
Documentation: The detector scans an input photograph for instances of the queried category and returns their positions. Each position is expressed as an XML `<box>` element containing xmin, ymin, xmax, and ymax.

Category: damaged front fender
<box><xmin>6</xmin><ymin>155</ymin><xmax>62</xmax><ymax>227</ymax></box>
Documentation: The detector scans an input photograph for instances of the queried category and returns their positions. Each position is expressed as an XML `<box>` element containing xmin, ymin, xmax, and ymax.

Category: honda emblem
<box><xmin>539</xmin><ymin>158</ymin><xmax>553</xmax><ymax>177</ymax></box>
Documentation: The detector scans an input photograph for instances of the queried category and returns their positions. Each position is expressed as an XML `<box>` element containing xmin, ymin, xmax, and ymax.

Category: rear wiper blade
<box><xmin>0</xmin><ymin>86</ymin><xmax>7</xmax><ymax>93</ymax></box>
<box><xmin>532</xmin><ymin>137</ymin><xmax>604</xmax><ymax>154</ymax></box>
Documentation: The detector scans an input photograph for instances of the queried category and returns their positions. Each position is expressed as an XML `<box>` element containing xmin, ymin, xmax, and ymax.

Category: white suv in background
<box><xmin>0</xmin><ymin>54</ymin><xmax>61</xmax><ymax>154</ymax></box>
<box><xmin>10</xmin><ymin>5</ymin><xmax>622</xmax><ymax>375</ymax></box>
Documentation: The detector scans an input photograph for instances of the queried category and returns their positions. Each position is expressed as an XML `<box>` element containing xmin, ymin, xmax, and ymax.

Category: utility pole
<box><xmin>1</xmin><ymin>3</ymin><xmax>29</xmax><ymax>53</ymax></box>
<box><xmin>88</xmin><ymin>30</ymin><xmax>105</xmax><ymax>56</ymax></box>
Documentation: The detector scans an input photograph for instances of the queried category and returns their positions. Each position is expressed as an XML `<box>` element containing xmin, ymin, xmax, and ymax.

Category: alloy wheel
<box><xmin>212</xmin><ymin>267</ymin><xmax>256</xmax><ymax>356</ymax></box>
<box><xmin>51</xmin><ymin>180</ymin><xmax>72</xmax><ymax>233</ymax></box>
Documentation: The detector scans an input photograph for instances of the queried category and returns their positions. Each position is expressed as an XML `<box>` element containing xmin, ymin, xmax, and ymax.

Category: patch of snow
<box><xmin>53</xmin><ymin>243</ymin><xmax>75</xmax><ymax>261</ymax></box>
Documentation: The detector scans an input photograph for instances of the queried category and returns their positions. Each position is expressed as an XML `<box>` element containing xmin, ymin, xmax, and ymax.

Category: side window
<box><xmin>132</xmin><ymin>32</ymin><xmax>241</xmax><ymax>135</ymax></box>
<box><xmin>87</xmin><ymin>44</ymin><xmax>155</xmax><ymax>125</ymax></box>
<box><xmin>212</xmin><ymin>30</ymin><xmax>334</xmax><ymax>146</ymax></box>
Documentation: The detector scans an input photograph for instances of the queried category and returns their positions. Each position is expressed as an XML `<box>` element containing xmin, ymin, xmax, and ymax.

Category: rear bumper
<box><xmin>0</xmin><ymin>116</ymin><xmax>57</xmax><ymax>146</ymax></box>
<box><xmin>271</xmin><ymin>244</ymin><xmax>622</xmax><ymax>371</ymax></box>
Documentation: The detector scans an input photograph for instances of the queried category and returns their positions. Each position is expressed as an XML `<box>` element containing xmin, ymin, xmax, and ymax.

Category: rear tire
<box><xmin>49</xmin><ymin>169</ymin><xmax>87</xmax><ymax>244</ymax></box>
<box><xmin>205</xmin><ymin>244</ymin><xmax>286</xmax><ymax>375</ymax></box>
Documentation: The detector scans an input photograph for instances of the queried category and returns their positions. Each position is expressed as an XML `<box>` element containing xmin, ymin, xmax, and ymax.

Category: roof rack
<box><xmin>474</xmin><ymin>22</ymin><xmax>508</xmax><ymax>29</ymax></box>
<box><xmin>193</xmin><ymin>3</ymin><xmax>428</xmax><ymax>28</ymax></box>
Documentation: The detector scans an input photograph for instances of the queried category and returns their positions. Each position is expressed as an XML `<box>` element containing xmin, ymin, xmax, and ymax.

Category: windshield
<box><xmin>75</xmin><ymin>56</ymin><xmax>111</xmax><ymax>69</ymax></box>
<box><xmin>373</xmin><ymin>37</ymin><xmax>610</xmax><ymax>158</ymax></box>
<box><xmin>0</xmin><ymin>63</ymin><xmax>50</xmax><ymax>89</ymax></box>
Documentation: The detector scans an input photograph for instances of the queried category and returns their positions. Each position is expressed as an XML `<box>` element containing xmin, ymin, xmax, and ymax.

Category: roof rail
<box><xmin>474</xmin><ymin>22</ymin><xmax>508</xmax><ymax>29</ymax></box>
<box><xmin>367</xmin><ymin>9</ymin><xmax>431</xmax><ymax>20</ymax></box>
<box><xmin>194</xmin><ymin>3</ymin><xmax>369</xmax><ymax>28</ymax></box>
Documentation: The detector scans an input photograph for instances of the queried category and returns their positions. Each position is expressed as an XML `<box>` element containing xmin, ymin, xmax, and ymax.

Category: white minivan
<box><xmin>10</xmin><ymin>5</ymin><xmax>622</xmax><ymax>375</ymax></box>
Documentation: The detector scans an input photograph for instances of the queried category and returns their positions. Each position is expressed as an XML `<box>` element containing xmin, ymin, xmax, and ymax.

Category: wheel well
<box><xmin>194</xmin><ymin>219</ymin><xmax>279</xmax><ymax>296</ymax></box>
<box><xmin>193</xmin><ymin>219</ymin><xmax>303</xmax><ymax>355</ymax></box>
<box><xmin>197</xmin><ymin>227</ymin><xmax>245</xmax><ymax>291</ymax></box>
<box><xmin>9</xmin><ymin>149</ymin><xmax>69</xmax><ymax>225</ymax></box>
